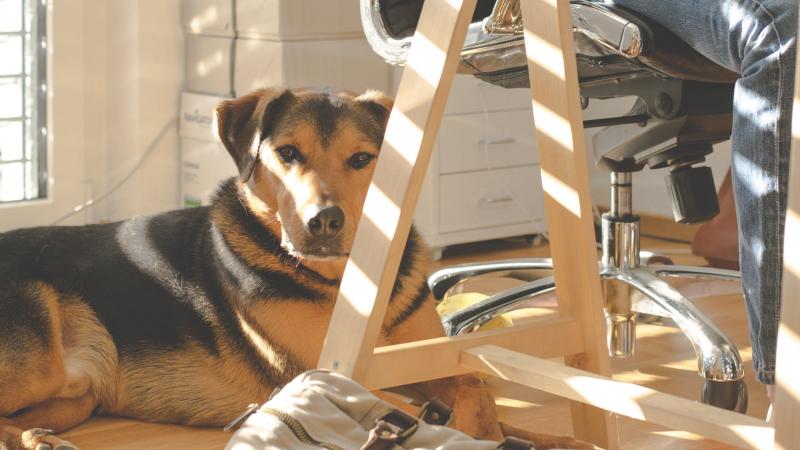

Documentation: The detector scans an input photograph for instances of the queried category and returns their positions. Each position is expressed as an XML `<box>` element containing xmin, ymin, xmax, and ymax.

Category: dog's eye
<box><xmin>348</xmin><ymin>152</ymin><xmax>376</xmax><ymax>169</ymax></box>
<box><xmin>275</xmin><ymin>145</ymin><xmax>303</xmax><ymax>164</ymax></box>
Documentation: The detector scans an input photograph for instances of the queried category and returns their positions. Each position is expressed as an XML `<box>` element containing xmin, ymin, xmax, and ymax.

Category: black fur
<box><xmin>276</xmin><ymin>93</ymin><xmax>388</xmax><ymax>149</ymax></box>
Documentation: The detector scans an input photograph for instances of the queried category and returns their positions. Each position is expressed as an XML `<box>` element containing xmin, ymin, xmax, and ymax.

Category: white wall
<box><xmin>88</xmin><ymin>0</ymin><xmax>184</xmax><ymax>222</ymax></box>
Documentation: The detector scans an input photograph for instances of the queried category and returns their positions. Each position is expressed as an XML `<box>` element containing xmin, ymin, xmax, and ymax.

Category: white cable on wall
<box><xmin>50</xmin><ymin>117</ymin><xmax>178</xmax><ymax>225</ymax></box>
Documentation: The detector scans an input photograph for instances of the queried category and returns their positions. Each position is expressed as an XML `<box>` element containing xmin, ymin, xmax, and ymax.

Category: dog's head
<box><xmin>215</xmin><ymin>87</ymin><xmax>392</xmax><ymax>260</ymax></box>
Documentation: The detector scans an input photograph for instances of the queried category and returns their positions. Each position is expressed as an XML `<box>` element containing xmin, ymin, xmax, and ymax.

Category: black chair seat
<box><xmin>583</xmin><ymin>2</ymin><xmax>738</xmax><ymax>84</ymax></box>
<box><xmin>370</xmin><ymin>0</ymin><xmax>739</xmax><ymax>86</ymax></box>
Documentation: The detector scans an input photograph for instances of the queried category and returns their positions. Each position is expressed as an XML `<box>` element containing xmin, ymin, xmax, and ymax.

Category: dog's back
<box><xmin>0</xmin><ymin>205</ymin><xmax>217</xmax><ymax>354</ymax></box>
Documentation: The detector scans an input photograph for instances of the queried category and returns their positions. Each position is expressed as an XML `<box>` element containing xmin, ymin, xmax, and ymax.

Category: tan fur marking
<box><xmin>0</xmin><ymin>282</ymin><xmax>66</xmax><ymax>416</ymax></box>
<box><xmin>356</xmin><ymin>89</ymin><xmax>395</xmax><ymax>111</ymax></box>
<box><xmin>235</xmin><ymin>309</ymin><xmax>291</xmax><ymax>375</ymax></box>
<box><xmin>57</xmin><ymin>301</ymin><xmax>118</xmax><ymax>408</ymax></box>
<box><xmin>110</xmin><ymin>342</ymin><xmax>268</xmax><ymax>426</ymax></box>
<box><xmin>249</xmin><ymin>302</ymin><xmax>336</xmax><ymax>371</ymax></box>
<box><xmin>11</xmin><ymin>393</ymin><xmax>97</xmax><ymax>433</ymax></box>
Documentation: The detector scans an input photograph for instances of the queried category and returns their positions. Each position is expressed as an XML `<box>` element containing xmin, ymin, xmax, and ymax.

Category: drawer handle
<box><xmin>478</xmin><ymin>137</ymin><xmax>516</xmax><ymax>146</ymax></box>
<box><xmin>479</xmin><ymin>195</ymin><xmax>515</xmax><ymax>205</ymax></box>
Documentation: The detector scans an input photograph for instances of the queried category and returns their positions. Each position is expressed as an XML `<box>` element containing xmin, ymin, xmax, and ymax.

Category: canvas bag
<box><xmin>224</xmin><ymin>369</ymin><xmax>536</xmax><ymax>450</ymax></box>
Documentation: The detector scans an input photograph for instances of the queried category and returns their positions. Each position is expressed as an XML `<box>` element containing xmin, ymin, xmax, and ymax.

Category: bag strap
<box><xmin>360</xmin><ymin>404</ymin><xmax>535</xmax><ymax>450</ymax></box>
<box><xmin>360</xmin><ymin>409</ymin><xmax>419</xmax><ymax>450</ymax></box>
<box><xmin>496</xmin><ymin>436</ymin><xmax>536</xmax><ymax>449</ymax></box>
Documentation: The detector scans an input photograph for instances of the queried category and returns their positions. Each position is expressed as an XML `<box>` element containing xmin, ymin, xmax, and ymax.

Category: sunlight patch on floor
<box><xmin>635</xmin><ymin>322</ymin><xmax>683</xmax><ymax>339</ymax></box>
<box><xmin>661</xmin><ymin>357</ymin><xmax>702</xmax><ymax>372</ymax></box>
<box><xmin>612</xmin><ymin>369</ymin><xmax>669</xmax><ymax>384</ymax></box>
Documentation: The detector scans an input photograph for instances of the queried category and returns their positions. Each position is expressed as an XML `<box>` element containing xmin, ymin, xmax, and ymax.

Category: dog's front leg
<box><xmin>383</xmin><ymin>294</ymin><xmax>600</xmax><ymax>449</ymax></box>
<box><xmin>382</xmin><ymin>294</ymin><xmax>503</xmax><ymax>441</ymax></box>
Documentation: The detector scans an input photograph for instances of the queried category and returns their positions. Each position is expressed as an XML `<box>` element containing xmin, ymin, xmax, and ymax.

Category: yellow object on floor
<box><xmin>436</xmin><ymin>292</ymin><xmax>513</xmax><ymax>331</ymax></box>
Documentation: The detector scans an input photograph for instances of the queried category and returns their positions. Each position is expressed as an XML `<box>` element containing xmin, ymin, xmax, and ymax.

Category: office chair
<box><xmin>362</xmin><ymin>0</ymin><xmax>748</xmax><ymax>412</ymax></box>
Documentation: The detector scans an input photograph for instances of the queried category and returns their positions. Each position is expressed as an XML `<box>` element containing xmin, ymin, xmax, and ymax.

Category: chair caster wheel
<box><xmin>701</xmin><ymin>379</ymin><xmax>748</xmax><ymax>413</ymax></box>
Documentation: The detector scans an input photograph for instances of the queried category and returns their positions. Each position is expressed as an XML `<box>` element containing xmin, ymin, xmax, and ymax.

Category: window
<box><xmin>0</xmin><ymin>0</ymin><xmax>46</xmax><ymax>203</ymax></box>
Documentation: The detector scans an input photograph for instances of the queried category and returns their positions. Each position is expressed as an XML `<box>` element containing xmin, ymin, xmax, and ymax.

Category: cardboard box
<box><xmin>236</xmin><ymin>0</ymin><xmax>363</xmax><ymax>40</ymax></box>
<box><xmin>234</xmin><ymin>37</ymin><xmax>389</xmax><ymax>95</ymax></box>
<box><xmin>181</xmin><ymin>0</ymin><xmax>235</xmax><ymax>37</ymax></box>
<box><xmin>179</xmin><ymin>92</ymin><xmax>237</xmax><ymax>207</ymax></box>
<box><xmin>185</xmin><ymin>34</ymin><xmax>234</xmax><ymax>96</ymax></box>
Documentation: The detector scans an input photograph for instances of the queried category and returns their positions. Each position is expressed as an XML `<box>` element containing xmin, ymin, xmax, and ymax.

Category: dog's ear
<box><xmin>215</xmin><ymin>88</ymin><xmax>295</xmax><ymax>182</ymax></box>
<box><xmin>356</xmin><ymin>90</ymin><xmax>394</xmax><ymax>124</ymax></box>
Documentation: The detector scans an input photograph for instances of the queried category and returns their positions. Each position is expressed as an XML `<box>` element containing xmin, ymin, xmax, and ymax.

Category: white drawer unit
<box><xmin>438</xmin><ymin>166</ymin><xmax>544</xmax><ymax>233</ymax></box>
<box><xmin>442</xmin><ymin>76</ymin><xmax>531</xmax><ymax>114</ymax></box>
<box><xmin>411</xmin><ymin>74</ymin><xmax>547</xmax><ymax>258</ymax></box>
<box><xmin>437</xmin><ymin>109</ymin><xmax>539</xmax><ymax>174</ymax></box>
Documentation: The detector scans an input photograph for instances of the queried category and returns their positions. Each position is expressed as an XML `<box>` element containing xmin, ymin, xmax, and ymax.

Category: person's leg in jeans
<box><xmin>610</xmin><ymin>0</ymin><xmax>797</xmax><ymax>396</ymax></box>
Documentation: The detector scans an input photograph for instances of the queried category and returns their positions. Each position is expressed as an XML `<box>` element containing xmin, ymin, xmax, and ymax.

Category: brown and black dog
<box><xmin>0</xmin><ymin>88</ymin><xmax>595</xmax><ymax>450</ymax></box>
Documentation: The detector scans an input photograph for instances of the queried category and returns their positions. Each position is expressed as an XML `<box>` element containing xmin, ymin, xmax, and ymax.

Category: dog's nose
<box><xmin>306</xmin><ymin>205</ymin><xmax>345</xmax><ymax>239</ymax></box>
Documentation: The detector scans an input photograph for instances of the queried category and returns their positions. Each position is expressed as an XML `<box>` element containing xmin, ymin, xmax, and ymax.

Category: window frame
<box><xmin>0</xmin><ymin>0</ymin><xmax>87</xmax><ymax>231</ymax></box>
<box><xmin>0</xmin><ymin>0</ymin><xmax>47</xmax><ymax>204</ymax></box>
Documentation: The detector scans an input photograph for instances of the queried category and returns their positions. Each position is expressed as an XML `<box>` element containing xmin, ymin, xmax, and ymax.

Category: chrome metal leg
<box><xmin>645</xmin><ymin>265</ymin><xmax>743</xmax><ymax>305</ymax></box>
<box><xmin>428</xmin><ymin>260</ymin><xmax>742</xmax><ymax>300</ymax></box>
<box><xmin>615</xmin><ymin>267</ymin><xmax>744</xmax><ymax>382</ymax></box>
<box><xmin>432</xmin><ymin>171</ymin><xmax>749</xmax><ymax>411</ymax></box>
<box><xmin>602</xmin><ymin>172</ymin><xmax>640</xmax><ymax>357</ymax></box>
<box><xmin>427</xmin><ymin>258</ymin><xmax>553</xmax><ymax>299</ymax></box>
<box><xmin>649</xmin><ymin>264</ymin><xmax>740</xmax><ymax>281</ymax></box>
<box><xmin>438</xmin><ymin>265</ymin><xmax>749</xmax><ymax>411</ymax></box>
<box><xmin>440</xmin><ymin>276</ymin><xmax>555</xmax><ymax>335</ymax></box>
<box><xmin>442</xmin><ymin>266</ymin><xmax>745</xmax><ymax>380</ymax></box>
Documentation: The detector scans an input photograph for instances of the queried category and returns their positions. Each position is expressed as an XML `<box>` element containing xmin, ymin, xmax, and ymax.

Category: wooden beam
<box><xmin>317</xmin><ymin>0</ymin><xmax>477</xmax><ymax>379</ymax></box>
<box><xmin>362</xmin><ymin>317</ymin><xmax>584</xmax><ymax>389</ymax></box>
<box><xmin>463</xmin><ymin>345</ymin><xmax>775</xmax><ymax>450</ymax></box>
<box><xmin>773</xmin><ymin>9</ymin><xmax>800</xmax><ymax>448</ymax></box>
<box><xmin>519</xmin><ymin>0</ymin><xmax>619</xmax><ymax>447</ymax></box>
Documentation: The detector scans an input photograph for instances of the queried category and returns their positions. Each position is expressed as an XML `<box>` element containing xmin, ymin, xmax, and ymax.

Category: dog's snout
<box><xmin>306</xmin><ymin>205</ymin><xmax>345</xmax><ymax>239</ymax></box>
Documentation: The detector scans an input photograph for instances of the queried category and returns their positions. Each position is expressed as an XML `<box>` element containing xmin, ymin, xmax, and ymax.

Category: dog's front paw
<box><xmin>0</xmin><ymin>426</ymin><xmax>79</xmax><ymax>450</ymax></box>
<box><xmin>500</xmin><ymin>422</ymin><xmax>602</xmax><ymax>450</ymax></box>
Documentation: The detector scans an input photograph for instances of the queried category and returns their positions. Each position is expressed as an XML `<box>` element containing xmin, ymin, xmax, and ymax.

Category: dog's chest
<box><xmin>246</xmin><ymin>297</ymin><xmax>338</xmax><ymax>372</ymax></box>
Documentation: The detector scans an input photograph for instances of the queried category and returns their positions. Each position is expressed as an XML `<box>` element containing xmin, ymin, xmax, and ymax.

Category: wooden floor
<box><xmin>62</xmin><ymin>234</ymin><xmax>765</xmax><ymax>449</ymax></box>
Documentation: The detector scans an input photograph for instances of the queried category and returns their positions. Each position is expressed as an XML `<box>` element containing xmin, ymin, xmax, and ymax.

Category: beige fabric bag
<box><xmin>224</xmin><ymin>369</ymin><xmax>534</xmax><ymax>450</ymax></box>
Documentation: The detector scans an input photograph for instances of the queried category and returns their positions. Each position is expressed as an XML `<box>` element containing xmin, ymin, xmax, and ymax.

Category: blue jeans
<box><xmin>611</xmin><ymin>0</ymin><xmax>797</xmax><ymax>385</ymax></box>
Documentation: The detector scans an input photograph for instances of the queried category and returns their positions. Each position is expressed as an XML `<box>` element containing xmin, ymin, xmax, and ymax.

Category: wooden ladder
<box><xmin>317</xmin><ymin>1</ymin><xmax>800</xmax><ymax>448</ymax></box>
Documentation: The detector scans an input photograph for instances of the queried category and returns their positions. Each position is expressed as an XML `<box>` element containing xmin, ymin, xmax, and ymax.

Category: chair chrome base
<box><xmin>430</xmin><ymin>171</ymin><xmax>748</xmax><ymax>412</ymax></box>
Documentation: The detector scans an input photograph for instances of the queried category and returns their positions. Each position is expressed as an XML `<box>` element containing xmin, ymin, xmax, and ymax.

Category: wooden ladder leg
<box><xmin>519</xmin><ymin>1</ymin><xmax>619</xmax><ymax>448</ymax></box>
<box><xmin>773</xmin><ymin>9</ymin><xmax>800</xmax><ymax>448</ymax></box>
<box><xmin>317</xmin><ymin>0</ymin><xmax>477</xmax><ymax>379</ymax></box>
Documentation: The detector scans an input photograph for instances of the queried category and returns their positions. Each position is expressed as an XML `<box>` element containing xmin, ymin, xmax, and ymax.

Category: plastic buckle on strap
<box><xmin>497</xmin><ymin>436</ymin><xmax>536</xmax><ymax>450</ymax></box>
<box><xmin>377</xmin><ymin>409</ymin><xmax>419</xmax><ymax>440</ymax></box>
<box><xmin>360</xmin><ymin>409</ymin><xmax>420</xmax><ymax>450</ymax></box>
<box><xmin>418</xmin><ymin>398</ymin><xmax>453</xmax><ymax>426</ymax></box>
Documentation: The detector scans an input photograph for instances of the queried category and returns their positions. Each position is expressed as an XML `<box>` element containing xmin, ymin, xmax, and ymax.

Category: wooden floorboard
<box><xmin>62</xmin><ymin>235</ymin><xmax>764</xmax><ymax>449</ymax></box>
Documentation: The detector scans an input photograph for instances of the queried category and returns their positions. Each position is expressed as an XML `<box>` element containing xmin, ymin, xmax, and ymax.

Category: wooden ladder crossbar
<box><xmin>318</xmin><ymin>0</ymin><xmax>800</xmax><ymax>448</ymax></box>
<box><xmin>463</xmin><ymin>345</ymin><xmax>775</xmax><ymax>450</ymax></box>
<box><xmin>362</xmin><ymin>317</ymin><xmax>584</xmax><ymax>390</ymax></box>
